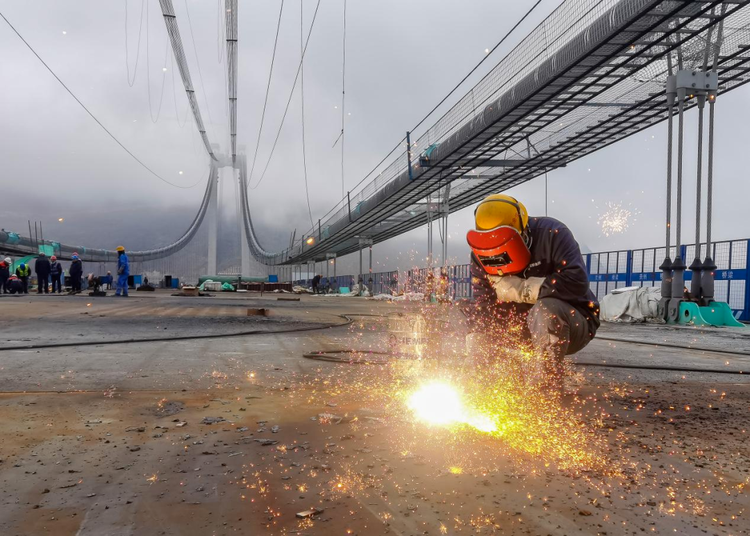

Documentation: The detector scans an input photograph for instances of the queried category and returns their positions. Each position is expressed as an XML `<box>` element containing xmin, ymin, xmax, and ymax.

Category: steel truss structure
<box><xmin>263</xmin><ymin>0</ymin><xmax>750</xmax><ymax>266</ymax></box>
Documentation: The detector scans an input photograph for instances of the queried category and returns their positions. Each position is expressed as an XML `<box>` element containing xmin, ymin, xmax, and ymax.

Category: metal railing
<box><xmin>289</xmin><ymin>238</ymin><xmax>750</xmax><ymax>320</ymax></box>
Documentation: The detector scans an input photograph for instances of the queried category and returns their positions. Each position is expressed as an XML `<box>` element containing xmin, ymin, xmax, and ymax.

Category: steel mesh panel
<box><xmin>729</xmin><ymin>279</ymin><xmax>745</xmax><ymax>309</ymax></box>
<box><xmin>731</xmin><ymin>240</ymin><xmax>747</xmax><ymax>269</ymax></box>
<box><xmin>714</xmin><ymin>241</ymin><xmax>731</xmax><ymax>270</ymax></box>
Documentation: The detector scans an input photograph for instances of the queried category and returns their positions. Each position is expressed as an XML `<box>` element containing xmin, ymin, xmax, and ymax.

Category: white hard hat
<box><xmin>3</xmin><ymin>258</ymin><xmax>10</xmax><ymax>264</ymax></box>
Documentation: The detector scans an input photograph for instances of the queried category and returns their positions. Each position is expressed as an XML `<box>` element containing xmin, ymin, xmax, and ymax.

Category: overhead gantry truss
<box><xmin>260</xmin><ymin>0</ymin><xmax>750</xmax><ymax>266</ymax></box>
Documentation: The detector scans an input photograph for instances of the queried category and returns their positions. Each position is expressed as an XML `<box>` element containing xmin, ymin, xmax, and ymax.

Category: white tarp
<box><xmin>600</xmin><ymin>286</ymin><xmax>662</xmax><ymax>323</ymax></box>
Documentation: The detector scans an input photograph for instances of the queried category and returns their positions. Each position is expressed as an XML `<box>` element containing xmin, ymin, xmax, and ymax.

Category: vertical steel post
<box><xmin>207</xmin><ymin>164</ymin><xmax>218</xmax><ymax>276</ymax></box>
<box><xmin>357</xmin><ymin>243</ymin><xmax>365</xmax><ymax>296</ymax></box>
<box><xmin>690</xmin><ymin>94</ymin><xmax>707</xmax><ymax>301</ymax></box>
<box><xmin>442</xmin><ymin>183</ymin><xmax>450</xmax><ymax>266</ymax></box>
<box><xmin>670</xmin><ymin>87</ymin><xmax>687</xmax><ymax>315</ymax></box>
<box><xmin>702</xmin><ymin>95</ymin><xmax>717</xmax><ymax>303</ymax></box>
<box><xmin>426</xmin><ymin>195</ymin><xmax>433</xmax><ymax>269</ymax></box>
<box><xmin>659</xmin><ymin>80</ymin><xmax>676</xmax><ymax>320</ymax></box>
<box><xmin>406</xmin><ymin>132</ymin><xmax>413</xmax><ymax>181</ymax></box>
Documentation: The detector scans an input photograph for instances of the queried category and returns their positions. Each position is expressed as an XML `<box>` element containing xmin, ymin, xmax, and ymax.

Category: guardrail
<box><xmin>288</xmin><ymin>238</ymin><xmax>750</xmax><ymax>320</ymax></box>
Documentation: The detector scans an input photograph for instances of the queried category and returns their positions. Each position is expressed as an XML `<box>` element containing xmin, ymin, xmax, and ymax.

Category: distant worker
<box><xmin>106</xmin><ymin>270</ymin><xmax>112</xmax><ymax>290</ymax></box>
<box><xmin>15</xmin><ymin>263</ymin><xmax>30</xmax><ymax>294</ymax></box>
<box><xmin>115</xmin><ymin>246</ymin><xmax>130</xmax><ymax>297</ymax></box>
<box><xmin>466</xmin><ymin>194</ymin><xmax>600</xmax><ymax>395</ymax></box>
<box><xmin>35</xmin><ymin>252</ymin><xmax>51</xmax><ymax>294</ymax></box>
<box><xmin>49</xmin><ymin>255</ymin><xmax>63</xmax><ymax>294</ymax></box>
<box><xmin>311</xmin><ymin>274</ymin><xmax>321</xmax><ymax>294</ymax></box>
<box><xmin>6</xmin><ymin>274</ymin><xmax>24</xmax><ymax>295</ymax></box>
<box><xmin>69</xmin><ymin>253</ymin><xmax>83</xmax><ymax>293</ymax></box>
<box><xmin>0</xmin><ymin>257</ymin><xmax>10</xmax><ymax>294</ymax></box>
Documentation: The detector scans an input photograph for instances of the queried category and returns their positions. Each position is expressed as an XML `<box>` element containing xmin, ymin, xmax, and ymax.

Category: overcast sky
<box><xmin>2</xmin><ymin>0</ymin><xmax>750</xmax><ymax>274</ymax></box>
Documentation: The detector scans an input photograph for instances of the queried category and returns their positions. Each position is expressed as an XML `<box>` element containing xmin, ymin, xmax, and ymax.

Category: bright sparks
<box><xmin>407</xmin><ymin>382</ymin><xmax>496</xmax><ymax>433</ymax></box>
<box><xmin>598</xmin><ymin>201</ymin><xmax>632</xmax><ymax>237</ymax></box>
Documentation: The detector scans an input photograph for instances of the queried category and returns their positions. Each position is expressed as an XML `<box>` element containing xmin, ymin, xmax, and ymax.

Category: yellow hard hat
<box><xmin>116</xmin><ymin>246</ymin><xmax>125</xmax><ymax>252</ymax></box>
<box><xmin>474</xmin><ymin>194</ymin><xmax>528</xmax><ymax>232</ymax></box>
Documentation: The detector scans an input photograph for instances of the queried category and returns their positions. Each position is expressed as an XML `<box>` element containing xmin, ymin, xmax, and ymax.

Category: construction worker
<box><xmin>465</xmin><ymin>194</ymin><xmax>600</xmax><ymax>394</ymax></box>
<box><xmin>15</xmin><ymin>263</ymin><xmax>30</xmax><ymax>294</ymax></box>
<box><xmin>312</xmin><ymin>274</ymin><xmax>321</xmax><ymax>294</ymax></box>
<box><xmin>0</xmin><ymin>257</ymin><xmax>10</xmax><ymax>294</ymax></box>
<box><xmin>115</xmin><ymin>246</ymin><xmax>130</xmax><ymax>297</ymax></box>
<box><xmin>69</xmin><ymin>253</ymin><xmax>83</xmax><ymax>293</ymax></box>
<box><xmin>6</xmin><ymin>274</ymin><xmax>24</xmax><ymax>294</ymax></box>
<box><xmin>49</xmin><ymin>255</ymin><xmax>63</xmax><ymax>293</ymax></box>
<box><xmin>35</xmin><ymin>252</ymin><xmax>51</xmax><ymax>294</ymax></box>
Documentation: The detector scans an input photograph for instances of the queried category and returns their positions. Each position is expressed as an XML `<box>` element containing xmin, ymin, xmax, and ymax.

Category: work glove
<box><xmin>487</xmin><ymin>275</ymin><xmax>545</xmax><ymax>304</ymax></box>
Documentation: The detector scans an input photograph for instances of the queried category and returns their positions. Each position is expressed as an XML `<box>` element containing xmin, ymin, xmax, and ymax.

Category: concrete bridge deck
<box><xmin>0</xmin><ymin>291</ymin><xmax>747</xmax><ymax>535</ymax></box>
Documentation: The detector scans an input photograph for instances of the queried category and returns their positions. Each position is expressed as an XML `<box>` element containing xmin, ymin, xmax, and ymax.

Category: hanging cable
<box><xmin>183</xmin><ymin>0</ymin><xmax>216</xmax><ymax>136</ymax></box>
<box><xmin>0</xmin><ymin>11</ymin><xmax>201</xmax><ymax>189</ymax></box>
<box><xmin>250</xmin><ymin>0</ymin><xmax>322</xmax><ymax>189</ymax></box>
<box><xmin>217</xmin><ymin>0</ymin><xmax>225</xmax><ymax>64</ymax></box>
<box><xmin>301</xmin><ymin>0</ymin><xmax>314</xmax><ymax>229</ymax></box>
<box><xmin>125</xmin><ymin>0</ymin><xmax>146</xmax><ymax>87</ymax></box>
<box><xmin>146</xmin><ymin>1</ymin><xmax>169</xmax><ymax>123</ymax></box>
<box><xmin>410</xmin><ymin>0</ymin><xmax>543</xmax><ymax>136</ymax></box>
<box><xmin>247</xmin><ymin>0</ymin><xmax>286</xmax><ymax>186</ymax></box>
<box><xmin>334</xmin><ymin>0</ymin><xmax>545</xmax><ymax>211</ymax></box>
<box><xmin>339</xmin><ymin>0</ymin><xmax>347</xmax><ymax>198</ymax></box>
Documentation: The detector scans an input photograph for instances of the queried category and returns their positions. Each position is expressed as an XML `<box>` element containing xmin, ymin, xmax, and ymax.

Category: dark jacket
<box><xmin>0</xmin><ymin>262</ymin><xmax>9</xmax><ymax>280</ymax></box>
<box><xmin>69</xmin><ymin>259</ymin><xmax>83</xmax><ymax>279</ymax></box>
<box><xmin>50</xmin><ymin>261</ymin><xmax>63</xmax><ymax>277</ymax></box>
<box><xmin>470</xmin><ymin>216</ymin><xmax>600</xmax><ymax>334</ymax></box>
<box><xmin>35</xmin><ymin>257</ymin><xmax>51</xmax><ymax>277</ymax></box>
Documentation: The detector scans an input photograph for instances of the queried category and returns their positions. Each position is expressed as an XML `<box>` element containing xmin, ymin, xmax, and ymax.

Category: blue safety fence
<box><xmin>586</xmin><ymin>239</ymin><xmax>749</xmax><ymax>320</ymax></box>
<box><xmin>288</xmin><ymin>239</ymin><xmax>750</xmax><ymax>319</ymax></box>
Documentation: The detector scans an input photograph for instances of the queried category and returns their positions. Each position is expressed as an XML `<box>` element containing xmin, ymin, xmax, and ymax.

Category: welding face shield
<box><xmin>467</xmin><ymin>226</ymin><xmax>531</xmax><ymax>275</ymax></box>
<box><xmin>468</xmin><ymin>195</ymin><xmax>531</xmax><ymax>275</ymax></box>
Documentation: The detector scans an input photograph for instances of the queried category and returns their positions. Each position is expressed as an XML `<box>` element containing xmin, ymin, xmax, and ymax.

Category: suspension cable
<box><xmin>247</xmin><ymin>0</ymin><xmax>286</xmax><ymax>185</ymax></box>
<box><xmin>0</xmin><ymin>11</ymin><xmax>201</xmax><ymax>189</ymax></box>
<box><xmin>171</xmin><ymin>47</ymin><xmax>190</xmax><ymax>128</ymax></box>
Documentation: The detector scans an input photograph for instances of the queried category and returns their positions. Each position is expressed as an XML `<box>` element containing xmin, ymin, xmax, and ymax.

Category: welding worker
<box><xmin>49</xmin><ymin>255</ymin><xmax>63</xmax><ymax>293</ymax></box>
<box><xmin>69</xmin><ymin>253</ymin><xmax>83</xmax><ymax>293</ymax></box>
<box><xmin>115</xmin><ymin>246</ymin><xmax>130</xmax><ymax>297</ymax></box>
<box><xmin>0</xmin><ymin>257</ymin><xmax>10</xmax><ymax>294</ymax></box>
<box><xmin>466</xmin><ymin>194</ymin><xmax>600</xmax><ymax>394</ymax></box>
<box><xmin>35</xmin><ymin>252</ymin><xmax>51</xmax><ymax>294</ymax></box>
<box><xmin>15</xmin><ymin>263</ymin><xmax>30</xmax><ymax>294</ymax></box>
<box><xmin>311</xmin><ymin>273</ymin><xmax>321</xmax><ymax>294</ymax></box>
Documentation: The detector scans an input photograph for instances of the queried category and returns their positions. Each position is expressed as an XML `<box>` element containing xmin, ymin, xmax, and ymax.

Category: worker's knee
<box><xmin>527</xmin><ymin>298</ymin><xmax>569</xmax><ymax>337</ymax></box>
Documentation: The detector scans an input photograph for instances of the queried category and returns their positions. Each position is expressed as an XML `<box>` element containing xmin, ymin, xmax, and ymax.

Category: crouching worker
<box><xmin>465</xmin><ymin>194</ymin><xmax>600</xmax><ymax>395</ymax></box>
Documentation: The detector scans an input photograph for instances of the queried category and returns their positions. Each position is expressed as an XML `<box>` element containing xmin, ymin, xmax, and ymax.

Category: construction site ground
<box><xmin>0</xmin><ymin>290</ymin><xmax>748</xmax><ymax>536</ymax></box>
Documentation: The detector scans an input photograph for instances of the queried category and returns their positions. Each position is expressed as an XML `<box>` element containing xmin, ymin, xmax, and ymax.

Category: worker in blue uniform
<box><xmin>465</xmin><ymin>194</ymin><xmax>600</xmax><ymax>395</ymax></box>
<box><xmin>115</xmin><ymin>246</ymin><xmax>130</xmax><ymax>297</ymax></box>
